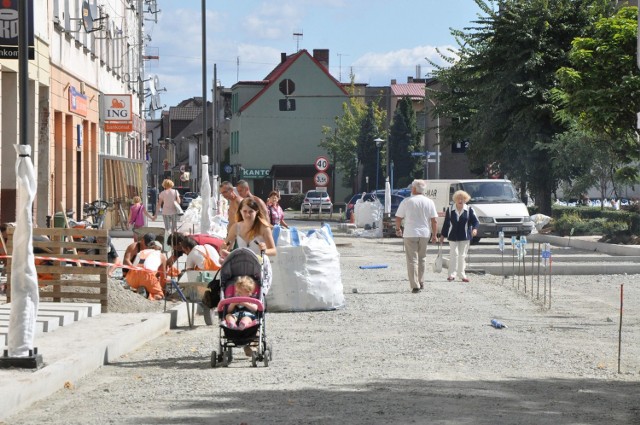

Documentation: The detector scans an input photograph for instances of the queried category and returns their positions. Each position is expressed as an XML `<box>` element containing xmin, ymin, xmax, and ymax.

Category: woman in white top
<box><xmin>157</xmin><ymin>179</ymin><xmax>181</xmax><ymax>238</ymax></box>
<box><xmin>221</xmin><ymin>197</ymin><xmax>277</xmax><ymax>258</ymax></box>
<box><xmin>221</xmin><ymin>197</ymin><xmax>276</xmax><ymax>294</ymax></box>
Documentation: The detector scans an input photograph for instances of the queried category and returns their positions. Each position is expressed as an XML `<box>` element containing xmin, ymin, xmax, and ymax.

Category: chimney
<box><xmin>391</xmin><ymin>79</ymin><xmax>397</xmax><ymax>85</ymax></box>
<box><xmin>408</xmin><ymin>77</ymin><xmax>414</xmax><ymax>83</ymax></box>
<box><xmin>281</xmin><ymin>52</ymin><xmax>287</xmax><ymax>63</ymax></box>
<box><xmin>313</xmin><ymin>49</ymin><xmax>329</xmax><ymax>69</ymax></box>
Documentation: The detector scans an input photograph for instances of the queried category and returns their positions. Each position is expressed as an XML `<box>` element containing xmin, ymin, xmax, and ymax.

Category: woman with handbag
<box><xmin>128</xmin><ymin>195</ymin><xmax>155</xmax><ymax>241</ymax></box>
<box><xmin>157</xmin><ymin>179</ymin><xmax>182</xmax><ymax>240</ymax></box>
<box><xmin>439</xmin><ymin>190</ymin><xmax>479</xmax><ymax>283</ymax></box>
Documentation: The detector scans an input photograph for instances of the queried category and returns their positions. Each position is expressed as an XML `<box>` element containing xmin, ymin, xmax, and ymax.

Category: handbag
<box><xmin>173</xmin><ymin>190</ymin><xmax>184</xmax><ymax>215</ymax></box>
<box><xmin>433</xmin><ymin>243</ymin><xmax>443</xmax><ymax>273</ymax></box>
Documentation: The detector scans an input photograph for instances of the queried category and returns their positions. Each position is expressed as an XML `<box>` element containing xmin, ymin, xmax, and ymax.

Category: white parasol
<box><xmin>7</xmin><ymin>144</ymin><xmax>39</xmax><ymax>357</ymax></box>
<box><xmin>200</xmin><ymin>155</ymin><xmax>212</xmax><ymax>234</ymax></box>
<box><xmin>384</xmin><ymin>178</ymin><xmax>391</xmax><ymax>215</ymax></box>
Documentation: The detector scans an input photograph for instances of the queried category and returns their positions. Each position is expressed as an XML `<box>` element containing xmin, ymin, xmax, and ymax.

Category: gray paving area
<box><xmin>0</xmin><ymin>215</ymin><xmax>638</xmax><ymax>421</ymax></box>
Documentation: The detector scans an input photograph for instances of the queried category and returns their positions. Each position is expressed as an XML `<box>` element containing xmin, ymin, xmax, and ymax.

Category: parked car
<box><xmin>301</xmin><ymin>190</ymin><xmax>332</xmax><ymax>213</ymax></box>
<box><xmin>395</xmin><ymin>185</ymin><xmax>412</xmax><ymax>197</ymax></box>
<box><xmin>345</xmin><ymin>192</ymin><xmax>405</xmax><ymax>220</ymax></box>
<box><xmin>181</xmin><ymin>192</ymin><xmax>199</xmax><ymax>210</ymax></box>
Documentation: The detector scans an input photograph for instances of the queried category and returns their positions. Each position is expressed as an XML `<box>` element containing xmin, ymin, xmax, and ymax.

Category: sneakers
<box><xmin>411</xmin><ymin>288</ymin><xmax>421</xmax><ymax>293</ymax></box>
<box><xmin>419</xmin><ymin>282</ymin><xmax>424</xmax><ymax>289</ymax></box>
<box><xmin>462</xmin><ymin>278</ymin><xmax>470</xmax><ymax>283</ymax></box>
<box><xmin>447</xmin><ymin>276</ymin><xmax>455</xmax><ymax>282</ymax></box>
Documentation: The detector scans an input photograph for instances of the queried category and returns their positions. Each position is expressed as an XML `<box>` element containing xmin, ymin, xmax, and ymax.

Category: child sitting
<box><xmin>224</xmin><ymin>276</ymin><xmax>258</xmax><ymax>330</ymax></box>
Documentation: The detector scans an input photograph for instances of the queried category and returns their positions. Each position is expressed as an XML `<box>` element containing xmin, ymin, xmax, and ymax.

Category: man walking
<box><xmin>219</xmin><ymin>181</ymin><xmax>243</xmax><ymax>230</ymax></box>
<box><xmin>395</xmin><ymin>179</ymin><xmax>438</xmax><ymax>293</ymax></box>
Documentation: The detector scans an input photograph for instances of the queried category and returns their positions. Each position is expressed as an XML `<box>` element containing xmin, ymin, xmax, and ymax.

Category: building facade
<box><xmin>229</xmin><ymin>49</ymin><xmax>350</xmax><ymax>206</ymax></box>
<box><xmin>0</xmin><ymin>0</ymin><xmax>150</xmax><ymax>227</ymax></box>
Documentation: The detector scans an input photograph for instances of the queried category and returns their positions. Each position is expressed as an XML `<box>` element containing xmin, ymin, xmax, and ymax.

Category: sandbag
<box><xmin>267</xmin><ymin>224</ymin><xmax>345</xmax><ymax>311</ymax></box>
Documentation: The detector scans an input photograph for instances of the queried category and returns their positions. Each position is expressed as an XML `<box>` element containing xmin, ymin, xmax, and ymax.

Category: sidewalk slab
<box><xmin>0</xmin><ymin>303</ymin><xmax>190</xmax><ymax>421</ymax></box>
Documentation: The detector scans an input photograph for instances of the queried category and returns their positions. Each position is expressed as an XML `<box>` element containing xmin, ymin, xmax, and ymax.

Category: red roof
<box><xmin>390</xmin><ymin>83</ymin><xmax>425</xmax><ymax>100</ymax></box>
<box><xmin>239</xmin><ymin>50</ymin><xmax>348</xmax><ymax>113</ymax></box>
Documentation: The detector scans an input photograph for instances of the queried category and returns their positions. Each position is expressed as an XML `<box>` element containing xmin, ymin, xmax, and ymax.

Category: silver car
<box><xmin>301</xmin><ymin>190</ymin><xmax>332</xmax><ymax>213</ymax></box>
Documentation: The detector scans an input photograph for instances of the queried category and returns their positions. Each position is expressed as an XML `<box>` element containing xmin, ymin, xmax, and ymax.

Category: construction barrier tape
<box><xmin>0</xmin><ymin>254</ymin><xmax>154</xmax><ymax>274</ymax></box>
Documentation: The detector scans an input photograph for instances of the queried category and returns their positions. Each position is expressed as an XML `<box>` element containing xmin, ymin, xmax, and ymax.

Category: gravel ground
<box><xmin>3</xmin><ymin>234</ymin><xmax>640</xmax><ymax>425</ymax></box>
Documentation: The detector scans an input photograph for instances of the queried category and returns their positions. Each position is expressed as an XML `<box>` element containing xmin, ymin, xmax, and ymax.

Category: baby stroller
<box><xmin>211</xmin><ymin>247</ymin><xmax>273</xmax><ymax>368</ymax></box>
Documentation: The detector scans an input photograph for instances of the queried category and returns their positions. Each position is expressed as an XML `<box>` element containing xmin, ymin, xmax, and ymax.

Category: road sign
<box><xmin>315</xmin><ymin>156</ymin><xmax>329</xmax><ymax>172</ymax></box>
<box><xmin>314</xmin><ymin>172</ymin><xmax>329</xmax><ymax>186</ymax></box>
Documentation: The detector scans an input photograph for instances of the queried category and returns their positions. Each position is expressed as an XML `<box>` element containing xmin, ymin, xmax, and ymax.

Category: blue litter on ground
<box><xmin>359</xmin><ymin>264</ymin><xmax>388</xmax><ymax>269</ymax></box>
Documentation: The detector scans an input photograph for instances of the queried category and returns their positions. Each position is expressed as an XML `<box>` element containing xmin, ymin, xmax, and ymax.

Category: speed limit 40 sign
<box><xmin>315</xmin><ymin>156</ymin><xmax>329</xmax><ymax>172</ymax></box>
<box><xmin>314</xmin><ymin>172</ymin><xmax>329</xmax><ymax>186</ymax></box>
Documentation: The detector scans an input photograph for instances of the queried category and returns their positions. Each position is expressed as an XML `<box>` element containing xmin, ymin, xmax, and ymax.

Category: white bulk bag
<box><xmin>267</xmin><ymin>224</ymin><xmax>344</xmax><ymax>311</ymax></box>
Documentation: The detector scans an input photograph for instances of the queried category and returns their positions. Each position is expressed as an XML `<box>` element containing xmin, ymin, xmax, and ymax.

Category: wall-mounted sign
<box><xmin>103</xmin><ymin>94</ymin><xmax>133</xmax><ymax>132</ymax></box>
<box><xmin>69</xmin><ymin>86</ymin><xmax>88</xmax><ymax>117</ymax></box>
<box><xmin>241</xmin><ymin>169</ymin><xmax>270</xmax><ymax>179</ymax></box>
<box><xmin>0</xmin><ymin>0</ymin><xmax>34</xmax><ymax>60</ymax></box>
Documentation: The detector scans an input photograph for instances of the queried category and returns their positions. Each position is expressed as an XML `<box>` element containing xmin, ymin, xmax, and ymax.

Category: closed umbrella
<box><xmin>6</xmin><ymin>145</ymin><xmax>40</xmax><ymax>361</ymax></box>
<box><xmin>384</xmin><ymin>178</ymin><xmax>391</xmax><ymax>215</ymax></box>
<box><xmin>200</xmin><ymin>155</ymin><xmax>212</xmax><ymax>234</ymax></box>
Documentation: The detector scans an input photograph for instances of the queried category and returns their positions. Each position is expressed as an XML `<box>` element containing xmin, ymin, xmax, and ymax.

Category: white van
<box><xmin>422</xmin><ymin>179</ymin><xmax>534</xmax><ymax>242</ymax></box>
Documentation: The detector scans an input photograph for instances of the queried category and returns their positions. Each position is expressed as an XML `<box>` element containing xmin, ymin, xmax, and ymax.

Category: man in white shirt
<box><xmin>395</xmin><ymin>179</ymin><xmax>439</xmax><ymax>293</ymax></box>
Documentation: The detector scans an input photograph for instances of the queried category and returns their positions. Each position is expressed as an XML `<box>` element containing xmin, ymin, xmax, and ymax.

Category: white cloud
<box><xmin>350</xmin><ymin>45</ymin><xmax>459</xmax><ymax>85</ymax></box>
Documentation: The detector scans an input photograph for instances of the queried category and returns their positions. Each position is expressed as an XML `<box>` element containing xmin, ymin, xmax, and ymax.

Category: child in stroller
<box><xmin>212</xmin><ymin>247</ymin><xmax>272</xmax><ymax>368</ymax></box>
<box><xmin>223</xmin><ymin>276</ymin><xmax>258</xmax><ymax>330</ymax></box>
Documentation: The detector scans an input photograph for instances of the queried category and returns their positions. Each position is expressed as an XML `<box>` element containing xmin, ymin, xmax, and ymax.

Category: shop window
<box><xmin>275</xmin><ymin>180</ymin><xmax>302</xmax><ymax>195</ymax></box>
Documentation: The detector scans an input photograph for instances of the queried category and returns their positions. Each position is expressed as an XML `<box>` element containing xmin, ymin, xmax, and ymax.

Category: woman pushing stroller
<box><xmin>221</xmin><ymin>197</ymin><xmax>277</xmax><ymax>259</ymax></box>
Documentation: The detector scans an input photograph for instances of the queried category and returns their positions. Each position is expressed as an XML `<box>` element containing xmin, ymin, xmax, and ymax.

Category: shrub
<box><xmin>290</xmin><ymin>193</ymin><xmax>305</xmax><ymax>210</ymax></box>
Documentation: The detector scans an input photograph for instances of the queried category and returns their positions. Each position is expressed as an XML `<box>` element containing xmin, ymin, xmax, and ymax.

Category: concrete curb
<box><xmin>528</xmin><ymin>234</ymin><xmax>640</xmax><ymax>256</ymax></box>
<box><xmin>0</xmin><ymin>303</ymin><xmax>191</xmax><ymax>421</ymax></box>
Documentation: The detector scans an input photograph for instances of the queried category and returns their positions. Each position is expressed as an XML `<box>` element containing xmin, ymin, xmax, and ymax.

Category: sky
<box><xmin>144</xmin><ymin>0</ymin><xmax>485</xmax><ymax>112</ymax></box>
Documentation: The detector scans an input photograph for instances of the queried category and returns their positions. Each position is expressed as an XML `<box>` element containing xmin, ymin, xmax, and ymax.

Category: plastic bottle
<box><xmin>491</xmin><ymin>319</ymin><xmax>507</xmax><ymax>329</ymax></box>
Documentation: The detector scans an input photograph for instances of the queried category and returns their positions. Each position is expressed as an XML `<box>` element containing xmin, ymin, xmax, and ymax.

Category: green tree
<box><xmin>357</xmin><ymin>102</ymin><xmax>386</xmax><ymax>192</ymax></box>
<box><xmin>389</xmin><ymin>97</ymin><xmax>423</xmax><ymax>187</ymax></box>
<box><xmin>320</xmin><ymin>96</ymin><xmax>368</xmax><ymax>190</ymax></box>
<box><xmin>547</xmin><ymin>124</ymin><xmax>624</xmax><ymax>203</ymax></box>
<box><xmin>554</xmin><ymin>6</ymin><xmax>640</xmax><ymax>187</ymax></box>
<box><xmin>431</xmin><ymin>0</ymin><xmax>615</xmax><ymax>214</ymax></box>
<box><xmin>320</xmin><ymin>89</ymin><xmax>386</xmax><ymax>194</ymax></box>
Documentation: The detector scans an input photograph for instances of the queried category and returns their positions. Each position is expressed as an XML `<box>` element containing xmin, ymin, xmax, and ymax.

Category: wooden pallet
<box><xmin>5</xmin><ymin>227</ymin><xmax>110</xmax><ymax>313</ymax></box>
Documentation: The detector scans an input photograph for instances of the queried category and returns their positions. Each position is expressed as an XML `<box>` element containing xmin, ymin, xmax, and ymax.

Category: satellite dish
<box><xmin>108</xmin><ymin>23</ymin><xmax>114</xmax><ymax>39</ymax></box>
<box><xmin>149</xmin><ymin>74</ymin><xmax>158</xmax><ymax>96</ymax></box>
<box><xmin>81</xmin><ymin>1</ymin><xmax>94</xmax><ymax>32</ymax></box>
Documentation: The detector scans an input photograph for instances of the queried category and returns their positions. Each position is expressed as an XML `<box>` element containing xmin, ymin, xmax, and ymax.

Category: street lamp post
<box><xmin>374</xmin><ymin>137</ymin><xmax>384</xmax><ymax>192</ymax></box>
<box><xmin>424</xmin><ymin>88</ymin><xmax>441</xmax><ymax>179</ymax></box>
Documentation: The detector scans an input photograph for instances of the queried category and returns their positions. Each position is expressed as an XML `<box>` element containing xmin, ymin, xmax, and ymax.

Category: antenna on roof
<box><xmin>293</xmin><ymin>30</ymin><xmax>303</xmax><ymax>52</ymax></box>
<box><xmin>337</xmin><ymin>53</ymin><xmax>349</xmax><ymax>82</ymax></box>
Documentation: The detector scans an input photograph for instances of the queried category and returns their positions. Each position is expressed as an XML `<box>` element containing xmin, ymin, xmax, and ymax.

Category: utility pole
<box><xmin>137</xmin><ymin>0</ymin><xmax>148</xmax><ymax>205</ymax></box>
<box><xmin>201</xmin><ymin>0</ymin><xmax>208</xmax><ymax>197</ymax></box>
